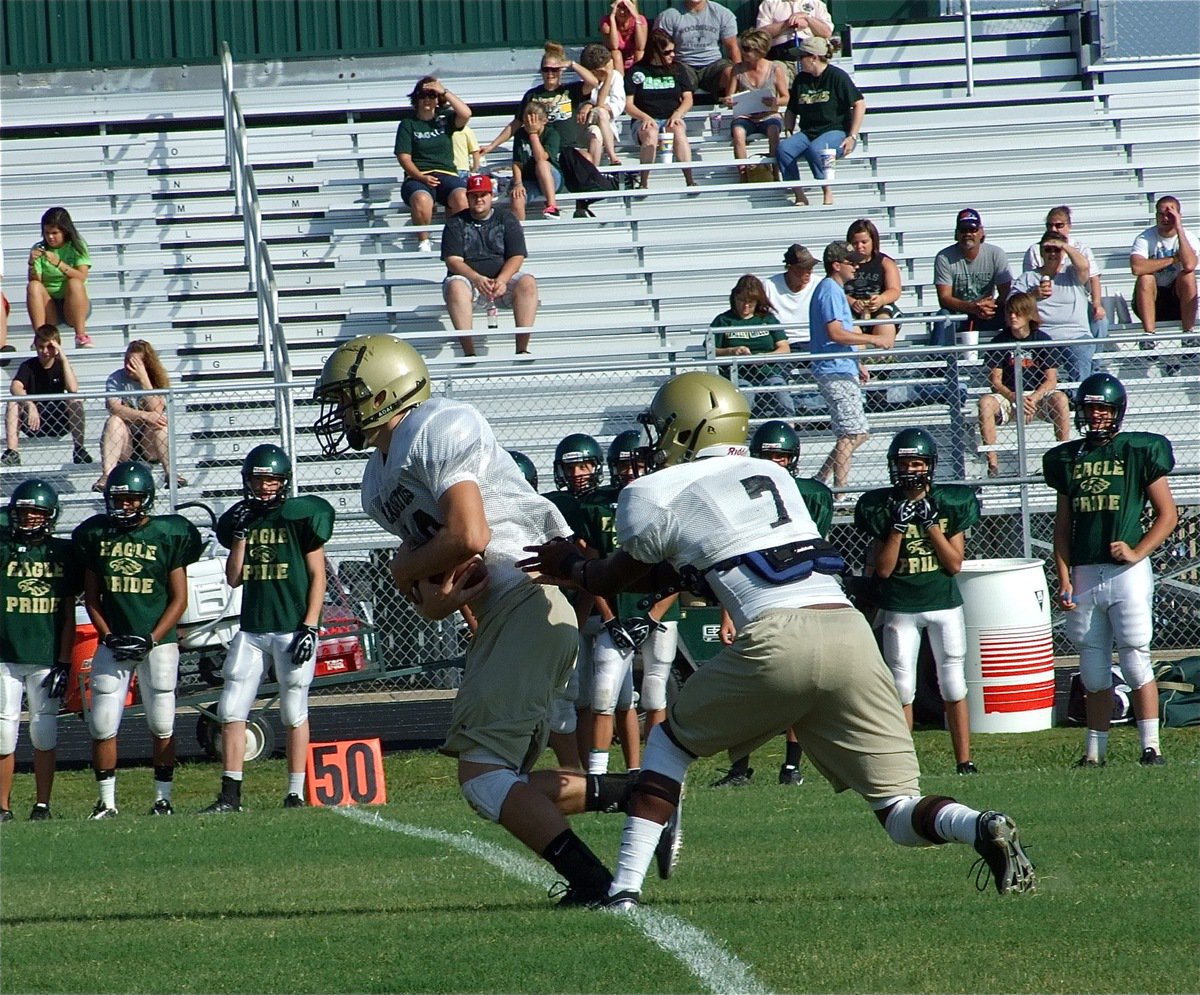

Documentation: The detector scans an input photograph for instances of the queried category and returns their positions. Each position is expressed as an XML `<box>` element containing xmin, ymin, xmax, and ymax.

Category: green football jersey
<box><xmin>1043</xmin><ymin>432</ymin><xmax>1174</xmax><ymax>566</ymax></box>
<box><xmin>0</xmin><ymin>534</ymin><xmax>83</xmax><ymax>665</ymax></box>
<box><xmin>72</xmin><ymin>514</ymin><xmax>203</xmax><ymax>643</ymax></box>
<box><xmin>854</xmin><ymin>484</ymin><xmax>980</xmax><ymax>612</ymax></box>
<box><xmin>795</xmin><ymin>478</ymin><xmax>834</xmax><ymax>538</ymax></box>
<box><xmin>217</xmin><ymin>495</ymin><xmax>335</xmax><ymax>634</ymax></box>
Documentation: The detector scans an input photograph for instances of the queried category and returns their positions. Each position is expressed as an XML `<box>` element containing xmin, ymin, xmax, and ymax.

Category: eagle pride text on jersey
<box><xmin>1043</xmin><ymin>432</ymin><xmax>1174</xmax><ymax>565</ymax></box>
<box><xmin>0</xmin><ymin>535</ymin><xmax>83</xmax><ymax>665</ymax></box>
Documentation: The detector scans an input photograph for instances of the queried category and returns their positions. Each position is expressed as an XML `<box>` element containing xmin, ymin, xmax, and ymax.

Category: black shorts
<box><xmin>1133</xmin><ymin>280</ymin><xmax>1183</xmax><ymax>322</ymax></box>
<box><xmin>21</xmin><ymin>399</ymin><xmax>71</xmax><ymax>438</ymax></box>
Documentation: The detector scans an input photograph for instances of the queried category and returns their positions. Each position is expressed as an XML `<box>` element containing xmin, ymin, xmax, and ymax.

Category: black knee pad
<box><xmin>632</xmin><ymin>769</ymin><xmax>681</xmax><ymax>807</ymax></box>
<box><xmin>912</xmin><ymin>794</ymin><xmax>957</xmax><ymax>844</ymax></box>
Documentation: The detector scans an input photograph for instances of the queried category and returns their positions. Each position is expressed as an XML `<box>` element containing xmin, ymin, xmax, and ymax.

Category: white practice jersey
<box><xmin>361</xmin><ymin>399</ymin><xmax>572</xmax><ymax>613</ymax></box>
<box><xmin>617</xmin><ymin>455</ymin><xmax>849</xmax><ymax>630</ymax></box>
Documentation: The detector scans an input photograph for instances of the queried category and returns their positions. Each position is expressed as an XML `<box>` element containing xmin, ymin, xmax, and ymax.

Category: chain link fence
<box><xmin>3</xmin><ymin>333</ymin><xmax>1198</xmax><ymax>701</ymax></box>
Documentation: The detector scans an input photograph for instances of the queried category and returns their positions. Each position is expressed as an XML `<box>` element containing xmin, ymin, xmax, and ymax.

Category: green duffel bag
<box><xmin>1155</xmin><ymin>658</ymin><xmax>1200</xmax><ymax>727</ymax></box>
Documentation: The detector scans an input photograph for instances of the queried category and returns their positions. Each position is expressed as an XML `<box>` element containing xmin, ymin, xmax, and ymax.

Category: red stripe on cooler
<box><xmin>983</xmin><ymin>679</ymin><xmax>1056</xmax><ymax>713</ymax></box>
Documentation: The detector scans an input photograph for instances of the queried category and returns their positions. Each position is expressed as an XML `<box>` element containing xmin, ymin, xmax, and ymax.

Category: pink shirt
<box><xmin>600</xmin><ymin>12</ymin><xmax>649</xmax><ymax>69</ymax></box>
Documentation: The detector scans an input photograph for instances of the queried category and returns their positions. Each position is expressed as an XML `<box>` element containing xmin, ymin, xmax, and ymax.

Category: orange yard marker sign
<box><xmin>305</xmin><ymin>738</ymin><xmax>387</xmax><ymax>807</ymax></box>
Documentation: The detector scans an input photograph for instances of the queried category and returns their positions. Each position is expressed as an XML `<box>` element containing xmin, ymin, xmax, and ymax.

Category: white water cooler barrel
<box><xmin>957</xmin><ymin>558</ymin><xmax>1055</xmax><ymax>733</ymax></box>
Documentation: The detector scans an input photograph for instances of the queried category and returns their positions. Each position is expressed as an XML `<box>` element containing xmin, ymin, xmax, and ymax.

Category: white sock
<box><xmin>610</xmin><ymin>816</ymin><xmax>664</xmax><ymax>895</ymax></box>
<box><xmin>223</xmin><ymin>770</ymin><xmax>244</xmax><ymax>782</ymax></box>
<box><xmin>934</xmin><ymin>803</ymin><xmax>982</xmax><ymax>845</ymax></box>
<box><xmin>1136</xmin><ymin>718</ymin><xmax>1160</xmax><ymax>752</ymax></box>
<box><xmin>99</xmin><ymin>777</ymin><xmax>117</xmax><ymax>809</ymax></box>
<box><xmin>154</xmin><ymin>779</ymin><xmax>173</xmax><ymax>802</ymax></box>
<box><xmin>287</xmin><ymin>772</ymin><xmax>305</xmax><ymax>796</ymax></box>
<box><xmin>587</xmin><ymin>749</ymin><xmax>610</xmax><ymax>775</ymax></box>
<box><xmin>1086</xmin><ymin>729</ymin><xmax>1109</xmax><ymax>762</ymax></box>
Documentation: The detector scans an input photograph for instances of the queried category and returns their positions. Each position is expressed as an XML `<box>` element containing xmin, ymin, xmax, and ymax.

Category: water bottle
<box><xmin>657</xmin><ymin>131</ymin><xmax>674</xmax><ymax>164</ymax></box>
<box><xmin>486</xmin><ymin>297</ymin><xmax>498</xmax><ymax>329</ymax></box>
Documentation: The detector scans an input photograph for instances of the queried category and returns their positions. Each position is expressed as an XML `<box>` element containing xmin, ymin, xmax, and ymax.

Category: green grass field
<box><xmin>2</xmin><ymin>726</ymin><xmax>1197</xmax><ymax>994</ymax></box>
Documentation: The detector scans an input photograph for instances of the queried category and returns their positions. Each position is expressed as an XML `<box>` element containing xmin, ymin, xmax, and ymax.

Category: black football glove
<box><xmin>889</xmin><ymin>498</ymin><xmax>917</xmax><ymax>533</ymax></box>
<box><xmin>913</xmin><ymin>496</ymin><xmax>940</xmax><ymax>531</ymax></box>
<box><xmin>228</xmin><ymin>500</ymin><xmax>263</xmax><ymax>540</ymax></box>
<box><xmin>289</xmin><ymin>624</ymin><xmax>320</xmax><ymax>666</ymax></box>
<box><xmin>603</xmin><ymin>617</ymin><xmax>636</xmax><ymax>653</ymax></box>
<box><xmin>103</xmin><ymin>633</ymin><xmax>154</xmax><ymax>661</ymax></box>
<box><xmin>42</xmin><ymin>662</ymin><xmax>71</xmax><ymax>699</ymax></box>
<box><xmin>621</xmin><ymin>615</ymin><xmax>667</xmax><ymax>650</ymax></box>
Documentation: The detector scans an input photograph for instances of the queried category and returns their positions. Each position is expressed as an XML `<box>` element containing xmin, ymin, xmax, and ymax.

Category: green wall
<box><xmin>2</xmin><ymin>0</ymin><xmax>935</xmax><ymax>74</ymax></box>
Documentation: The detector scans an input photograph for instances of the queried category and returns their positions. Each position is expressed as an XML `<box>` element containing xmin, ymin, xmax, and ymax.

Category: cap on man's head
<box><xmin>956</xmin><ymin>208</ymin><xmax>983</xmax><ymax>232</ymax></box>
<box><xmin>466</xmin><ymin>174</ymin><xmax>493</xmax><ymax>195</ymax></box>
<box><xmin>798</xmin><ymin>37</ymin><xmax>829</xmax><ymax>57</ymax></box>
<box><xmin>784</xmin><ymin>243</ymin><xmax>817</xmax><ymax>268</ymax></box>
<box><xmin>824</xmin><ymin>240</ymin><xmax>867</xmax><ymax>266</ymax></box>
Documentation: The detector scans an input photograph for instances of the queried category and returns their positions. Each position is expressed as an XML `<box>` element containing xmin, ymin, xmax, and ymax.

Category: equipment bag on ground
<box><xmin>1155</xmin><ymin>657</ymin><xmax>1200</xmax><ymax>727</ymax></box>
<box><xmin>1066</xmin><ymin>666</ymin><xmax>1133</xmax><ymax>725</ymax></box>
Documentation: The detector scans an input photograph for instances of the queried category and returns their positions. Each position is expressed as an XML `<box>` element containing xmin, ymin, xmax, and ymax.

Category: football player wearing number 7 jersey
<box><xmin>314</xmin><ymin>335</ymin><xmax>636</xmax><ymax>909</ymax></box>
<box><xmin>200</xmin><ymin>444</ymin><xmax>335</xmax><ymax>814</ymax></box>
<box><xmin>521</xmin><ymin>372</ymin><xmax>1036</xmax><ymax>909</ymax></box>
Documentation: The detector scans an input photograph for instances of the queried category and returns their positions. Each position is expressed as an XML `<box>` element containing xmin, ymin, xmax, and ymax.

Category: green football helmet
<box><xmin>313</xmin><ymin>335</ymin><xmax>431</xmax><ymax>455</ymax></box>
<box><xmin>8</xmin><ymin>478</ymin><xmax>59</xmax><ymax>541</ymax></box>
<box><xmin>887</xmin><ymin>428</ymin><xmax>937</xmax><ymax>489</ymax></box>
<box><xmin>638</xmin><ymin>372</ymin><xmax>750</xmax><ymax>469</ymax></box>
<box><xmin>105</xmin><ymin>460</ymin><xmax>155</xmax><ymax>527</ymax></box>
<box><xmin>608</xmin><ymin>429</ymin><xmax>646</xmax><ymax>487</ymax></box>
<box><xmin>507</xmin><ymin>449</ymin><xmax>538</xmax><ymax>490</ymax></box>
<box><xmin>553</xmin><ymin>433</ymin><xmax>604</xmax><ymax>495</ymax></box>
<box><xmin>750</xmin><ymin>420</ymin><xmax>800</xmax><ymax>476</ymax></box>
<box><xmin>1075</xmin><ymin>372</ymin><xmax>1127</xmax><ymax>443</ymax></box>
<box><xmin>242</xmin><ymin>443</ymin><xmax>292</xmax><ymax>507</ymax></box>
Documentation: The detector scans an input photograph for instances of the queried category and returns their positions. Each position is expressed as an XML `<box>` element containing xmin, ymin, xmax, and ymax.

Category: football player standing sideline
<box><xmin>313</xmin><ymin>335</ymin><xmax>643</xmax><ymax>907</ymax></box>
<box><xmin>201</xmin><ymin>445</ymin><xmax>335</xmax><ymax>813</ymax></box>
<box><xmin>521</xmin><ymin>372</ymin><xmax>1035</xmax><ymax>909</ymax></box>
<box><xmin>0</xmin><ymin>480</ymin><xmax>82</xmax><ymax>821</ymax></box>
<box><xmin>855</xmin><ymin>428</ymin><xmax>980</xmax><ymax>773</ymax></box>
<box><xmin>1043</xmin><ymin>372</ymin><xmax>1177</xmax><ymax>767</ymax></box>
<box><xmin>73</xmin><ymin>460</ymin><xmax>202</xmax><ymax>818</ymax></box>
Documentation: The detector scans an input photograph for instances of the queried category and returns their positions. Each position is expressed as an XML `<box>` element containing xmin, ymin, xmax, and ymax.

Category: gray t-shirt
<box><xmin>933</xmin><ymin>242</ymin><xmax>1012</xmax><ymax>304</ymax></box>
<box><xmin>1011</xmin><ymin>269</ymin><xmax>1090</xmax><ymax>341</ymax></box>
<box><xmin>655</xmin><ymin>2</ymin><xmax>738</xmax><ymax>68</ymax></box>
<box><xmin>105</xmin><ymin>368</ymin><xmax>146</xmax><ymax>408</ymax></box>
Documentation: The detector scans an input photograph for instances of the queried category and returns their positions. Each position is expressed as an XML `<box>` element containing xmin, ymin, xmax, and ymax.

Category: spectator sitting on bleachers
<box><xmin>844</xmin><ymin>218</ymin><xmax>900</xmax><ymax>350</ymax></box>
<box><xmin>930</xmin><ymin>207</ymin><xmax>1012</xmax><ymax>349</ymax></box>
<box><xmin>25</xmin><ymin>207</ymin><xmax>92</xmax><ymax>348</ymax></box>
<box><xmin>710</xmin><ymin>274</ymin><xmax>794</xmax><ymax>420</ymax></box>
<box><xmin>978</xmin><ymin>291</ymin><xmax>1069</xmax><ymax>478</ymax></box>
<box><xmin>777</xmin><ymin>37</ymin><xmax>863</xmax><ymax>207</ymax></box>
<box><xmin>580</xmin><ymin>43</ymin><xmax>627</xmax><ymax>167</ymax></box>
<box><xmin>441</xmin><ymin>174</ymin><xmax>537</xmax><ymax>359</ymax></box>
<box><xmin>394</xmin><ymin>76</ymin><xmax>473</xmax><ymax>254</ymax></box>
<box><xmin>92</xmin><ymin>340</ymin><xmax>179</xmax><ymax>492</ymax></box>
<box><xmin>1023</xmin><ymin>205</ymin><xmax>1107</xmax><ymax>343</ymax></box>
<box><xmin>510</xmin><ymin>101</ymin><xmax>563</xmax><ymax>221</ymax></box>
<box><xmin>756</xmin><ymin>0</ymin><xmax>834</xmax><ymax>65</ymax></box>
<box><xmin>626</xmin><ymin>30</ymin><xmax>698</xmax><ymax>189</ymax></box>
<box><xmin>722</xmin><ymin>29</ymin><xmax>788</xmax><ymax>182</ymax></box>
<box><xmin>1011</xmin><ymin>230</ymin><xmax>1094</xmax><ymax>382</ymax></box>
<box><xmin>762</xmin><ymin>242</ymin><xmax>818</xmax><ymax>350</ymax></box>
<box><xmin>654</xmin><ymin>0</ymin><xmax>740</xmax><ymax>99</ymax></box>
<box><xmin>452</xmin><ymin>122</ymin><xmax>483</xmax><ymax>177</ymax></box>
<box><xmin>1130</xmin><ymin>195</ymin><xmax>1197</xmax><ymax>345</ymax></box>
<box><xmin>3</xmin><ymin>324</ymin><xmax>91</xmax><ymax>468</ymax></box>
<box><xmin>481</xmin><ymin>43</ymin><xmax>599</xmax><ymax>164</ymax></box>
<box><xmin>601</xmin><ymin>0</ymin><xmax>649</xmax><ymax>71</ymax></box>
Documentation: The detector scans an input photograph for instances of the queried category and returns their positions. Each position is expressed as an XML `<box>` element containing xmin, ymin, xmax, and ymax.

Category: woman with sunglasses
<box><xmin>395</xmin><ymin>76</ymin><xmax>473</xmax><ymax>253</ymax></box>
<box><xmin>1010</xmin><ymin>229</ymin><xmax>1095</xmax><ymax>382</ymax></box>
<box><xmin>1022</xmin><ymin>206</ymin><xmax>1107</xmax><ymax>344</ymax></box>
<box><xmin>625</xmin><ymin>30</ymin><xmax>697</xmax><ymax>190</ymax></box>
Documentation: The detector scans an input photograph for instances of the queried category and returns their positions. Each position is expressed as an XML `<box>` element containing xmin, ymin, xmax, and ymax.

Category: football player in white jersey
<box><xmin>521</xmin><ymin>371</ymin><xmax>1036</xmax><ymax>908</ymax></box>
<box><xmin>313</xmin><ymin>335</ymin><xmax>642</xmax><ymax>907</ymax></box>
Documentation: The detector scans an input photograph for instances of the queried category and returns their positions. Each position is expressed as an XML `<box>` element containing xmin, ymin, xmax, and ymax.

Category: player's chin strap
<box><xmin>637</xmin><ymin>538</ymin><xmax>847</xmax><ymax>610</ymax></box>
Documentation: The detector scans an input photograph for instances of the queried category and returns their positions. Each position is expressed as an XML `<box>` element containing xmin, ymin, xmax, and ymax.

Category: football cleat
<box><xmin>149</xmin><ymin>799</ymin><xmax>175</xmax><ymax>816</ymax></box>
<box><xmin>956</xmin><ymin>761</ymin><xmax>979</xmax><ymax>775</ymax></box>
<box><xmin>89</xmin><ymin>802</ymin><xmax>119</xmax><ymax>820</ymax></box>
<box><xmin>970</xmin><ymin>811</ymin><xmax>1036</xmax><ymax>895</ymax></box>
<box><xmin>1072</xmin><ymin>756</ymin><xmax>1105</xmax><ymax>769</ymax></box>
<box><xmin>655</xmin><ymin>801</ymin><xmax>684</xmax><ymax>880</ymax></box>
<box><xmin>778</xmin><ymin>764</ymin><xmax>804</xmax><ymax>785</ymax></box>
<box><xmin>1138</xmin><ymin>747</ymin><xmax>1166</xmax><ymax>767</ymax></box>
<box><xmin>0</xmin><ymin>808</ymin><xmax>13</xmax><ymax>823</ymax></box>
<box><xmin>200</xmin><ymin>797</ymin><xmax>243</xmax><ymax>814</ymax></box>
<box><xmin>710</xmin><ymin>766</ymin><xmax>753</xmax><ymax>788</ymax></box>
<box><xmin>28</xmin><ymin>803</ymin><xmax>52</xmax><ymax>821</ymax></box>
<box><xmin>283</xmin><ymin>793</ymin><xmax>306</xmax><ymax>808</ymax></box>
<box><xmin>600</xmin><ymin>890</ymin><xmax>640</xmax><ymax>912</ymax></box>
<box><xmin>548</xmin><ymin>880</ymin><xmax>611</xmax><ymax>909</ymax></box>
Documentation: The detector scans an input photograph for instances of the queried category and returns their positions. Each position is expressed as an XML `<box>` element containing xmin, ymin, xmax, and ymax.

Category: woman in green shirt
<box><xmin>26</xmin><ymin>207</ymin><xmax>92</xmax><ymax>347</ymax></box>
<box><xmin>710</xmin><ymin>273</ymin><xmax>794</xmax><ymax>418</ymax></box>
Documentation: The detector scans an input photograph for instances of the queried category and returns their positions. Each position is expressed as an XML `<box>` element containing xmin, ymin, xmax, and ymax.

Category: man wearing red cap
<box><xmin>931</xmin><ymin>208</ymin><xmax>1012</xmax><ymax>350</ymax></box>
<box><xmin>441</xmin><ymin>174</ymin><xmax>539</xmax><ymax>360</ymax></box>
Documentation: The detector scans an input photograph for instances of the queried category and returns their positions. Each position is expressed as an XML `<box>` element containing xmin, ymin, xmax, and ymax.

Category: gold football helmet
<box><xmin>313</xmin><ymin>335</ymin><xmax>431</xmax><ymax>454</ymax></box>
<box><xmin>638</xmin><ymin>371</ymin><xmax>750</xmax><ymax>468</ymax></box>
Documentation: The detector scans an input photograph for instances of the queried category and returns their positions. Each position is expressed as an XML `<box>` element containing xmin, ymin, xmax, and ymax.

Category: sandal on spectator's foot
<box><xmin>75</xmin><ymin>333</ymin><xmax>94</xmax><ymax>348</ymax></box>
<box><xmin>92</xmin><ymin>478</ymin><xmax>107</xmax><ymax>493</ymax></box>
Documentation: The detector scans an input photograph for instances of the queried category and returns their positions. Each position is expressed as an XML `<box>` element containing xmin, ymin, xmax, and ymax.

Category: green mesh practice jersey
<box><xmin>216</xmin><ymin>496</ymin><xmax>335</xmax><ymax>633</ymax></box>
<box><xmin>854</xmin><ymin>484</ymin><xmax>980</xmax><ymax>612</ymax></box>
<box><xmin>1043</xmin><ymin>432</ymin><xmax>1174</xmax><ymax>566</ymax></box>
<box><xmin>72</xmin><ymin>514</ymin><xmax>203</xmax><ymax>642</ymax></box>
<box><xmin>795</xmin><ymin>478</ymin><xmax>834</xmax><ymax>538</ymax></box>
<box><xmin>1</xmin><ymin>534</ymin><xmax>83</xmax><ymax>665</ymax></box>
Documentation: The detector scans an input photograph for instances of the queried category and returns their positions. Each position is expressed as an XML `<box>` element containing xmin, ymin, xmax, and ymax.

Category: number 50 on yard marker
<box><xmin>306</xmin><ymin>738</ymin><xmax>387</xmax><ymax>807</ymax></box>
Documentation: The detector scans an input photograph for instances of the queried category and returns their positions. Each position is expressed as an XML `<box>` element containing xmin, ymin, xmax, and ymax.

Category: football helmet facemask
<box><xmin>887</xmin><ymin>427</ymin><xmax>937</xmax><ymax>489</ymax></box>
<box><xmin>1075</xmin><ymin>372</ymin><xmax>1127</xmax><ymax>444</ymax></box>
<box><xmin>242</xmin><ymin>443</ymin><xmax>292</xmax><ymax>507</ymax></box>
<box><xmin>313</xmin><ymin>335</ymin><xmax>431</xmax><ymax>455</ymax></box>
<box><xmin>750</xmin><ymin>420</ymin><xmax>800</xmax><ymax>476</ymax></box>
<box><xmin>553</xmin><ymin>433</ymin><xmax>604</xmax><ymax>495</ymax></box>
<box><xmin>608</xmin><ymin>429</ymin><xmax>646</xmax><ymax>487</ymax></box>
<box><xmin>8</xmin><ymin>478</ymin><xmax>59</xmax><ymax>542</ymax></box>
<box><xmin>105</xmin><ymin>460</ymin><xmax>156</xmax><ymax>527</ymax></box>
<box><xmin>638</xmin><ymin>372</ymin><xmax>750</xmax><ymax>469</ymax></box>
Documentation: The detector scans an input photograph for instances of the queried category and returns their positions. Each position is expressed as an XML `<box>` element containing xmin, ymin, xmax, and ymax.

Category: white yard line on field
<box><xmin>333</xmin><ymin>806</ymin><xmax>772</xmax><ymax>995</ymax></box>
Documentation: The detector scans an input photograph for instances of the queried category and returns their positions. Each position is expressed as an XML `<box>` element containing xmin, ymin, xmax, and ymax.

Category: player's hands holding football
<box><xmin>409</xmin><ymin>557</ymin><xmax>490</xmax><ymax>621</ymax></box>
<box><xmin>1109</xmin><ymin>540</ymin><xmax>1142</xmax><ymax>564</ymax></box>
